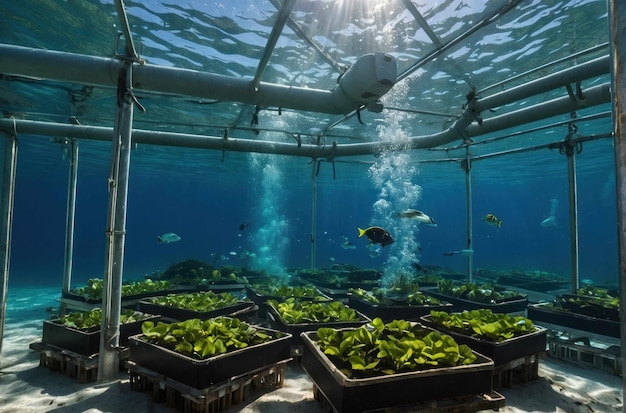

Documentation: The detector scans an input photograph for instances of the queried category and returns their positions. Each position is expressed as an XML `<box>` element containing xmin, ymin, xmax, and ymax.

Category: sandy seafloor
<box><xmin>0</xmin><ymin>286</ymin><xmax>623</xmax><ymax>413</ymax></box>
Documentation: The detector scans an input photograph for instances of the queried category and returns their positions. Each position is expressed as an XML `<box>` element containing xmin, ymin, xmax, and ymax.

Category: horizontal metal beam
<box><xmin>476</xmin><ymin>55</ymin><xmax>610</xmax><ymax>112</ymax></box>
<box><xmin>0</xmin><ymin>44</ymin><xmax>395</xmax><ymax>115</ymax></box>
<box><xmin>0</xmin><ymin>83</ymin><xmax>611</xmax><ymax>158</ymax></box>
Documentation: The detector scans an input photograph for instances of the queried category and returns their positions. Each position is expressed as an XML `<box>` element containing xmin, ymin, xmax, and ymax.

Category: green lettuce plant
<box><xmin>428</xmin><ymin>309</ymin><xmax>535</xmax><ymax>342</ymax></box>
<box><xmin>437</xmin><ymin>280</ymin><xmax>525</xmax><ymax>304</ymax></box>
<box><xmin>57</xmin><ymin>308</ymin><xmax>151</xmax><ymax>331</ymax></box>
<box><xmin>145</xmin><ymin>291</ymin><xmax>242</xmax><ymax>312</ymax></box>
<box><xmin>140</xmin><ymin>317</ymin><xmax>277</xmax><ymax>359</ymax></box>
<box><xmin>251</xmin><ymin>284</ymin><xmax>327</xmax><ymax>299</ymax></box>
<box><xmin>314</xmin><ymin>317</ymin><xmax>477</xmax><ymax>378</ymax></box>
<box><xmin>70</xmin><ymin>278</ymin><xmax>172</xmax><ymax>300</ymax></box>
<box><xmin>267</xmin><ymin>298</ymin><xmax>358</xmax><ymax>324</ymax></box>
<box><xmin>349</xmin><ymin>287</ymin><xmax>442</xmax><ymax>306</ymax></box>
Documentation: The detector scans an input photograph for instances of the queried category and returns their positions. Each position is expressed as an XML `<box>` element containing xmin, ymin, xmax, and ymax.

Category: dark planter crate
<box><xmin>137</xmin><ymin>300</ymin><xmax>255</xmax><ymax>321</ymax></box>
<box><xmin>527</xmin><ymin>303</ymin><xmax>620</xmax><ymax>338</ymax></box>
<box><xmin>347</xmin><ymin>294</ymin><xmax>452</xmax><ymax>322</ymax></box>
<box><xmin>128</xmin><ymin>325</ymin><xmax>292</xmax><ymax>389</ymax></box>
<box><xmin>301</xmin><ymin>331</ymin><xmax>494</xmax><ymax>413</ymax></box>
<box><xmin>496</xmin><ymin>274</ymin><xmax>566</xmax><ymax>291</ymax></box>
<box><xmin>420</xmin><ymin>315</ymin><xmax>547</xmax><ymax>366</ymax></box>
<box><xmin>424</xmin><ymin>290</ymin><xmax>528</xmax><ymax>313</ymax></box>
<box><xmin>42</xmin><ymin>315</ymin><xmax>159</xmax><ymax>356</ymax></box>
<box><xmin>559</xmin><ymin>294</ymin><xmax>619</xmax><ymax>321</ymax></box>
<box><xmin>265</xmin><ymin>304</ymin><xmax>370</xmax><ymax>346</ymax></box>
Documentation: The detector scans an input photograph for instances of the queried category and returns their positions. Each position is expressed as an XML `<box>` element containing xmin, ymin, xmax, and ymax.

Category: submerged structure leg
<box><xmin>0</xmin><ymin>130</ymin><xmax>17</xmax><ymax>366</ymax></box>
<box><xmin>97</xmin><ymin>62</ymin><xmax>134</xmax><ymax>382</ymax></box>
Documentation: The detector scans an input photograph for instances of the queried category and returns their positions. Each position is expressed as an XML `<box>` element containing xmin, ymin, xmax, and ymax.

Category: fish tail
<box><xmin>357</xmin><ymin>227</ymin><xmax>366</xmax><ymax>237</ymax></box>
<box><xmin>498</xmin><ymin>221</ymin><xmax>502</xmax><ymax>228</ymax></box>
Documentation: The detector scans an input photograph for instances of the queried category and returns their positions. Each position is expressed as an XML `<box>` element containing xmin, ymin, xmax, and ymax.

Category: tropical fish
<box><xmin>540</xmin><ymin>216</ymin><xmax>557</xmax><ymax>228</ymax></box>
<box><xmin>396</xmin><ymin>209</ymin><xmax>437</xmax><ymax>226</ymax></box>
<box><xmin>157</xmin><ymin>232</ymin><xmax>181</xmax><ymax>244</ymax></box>
<box><xmin>442</xmin><ymin>249</ymin><xmax>474</xmax><ymax>256</ymax></box>
<box><xmin>239</xmin><ymin>223</ymin><xmax>249</xmax><ymax>231</ymax></box>
<box><xmin>482</xmin><ymin>214</ymin><xmax>502</xmax><ymax>228</ymax></box>
<box><xmin>357</xmin><ymin>226</ymin><xmax>394</xmax><ymax>247</ymax></box>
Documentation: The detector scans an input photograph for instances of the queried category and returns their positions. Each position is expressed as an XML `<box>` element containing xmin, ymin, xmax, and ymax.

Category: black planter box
<box><xmin>266</xmin><ymin>304</ymin><xmax>370</xmax><ymax>345</ymax></box>
<box><xmin>559</xmin><ymin>294</ymin><xmax>619</xmax><ymax>321</ymax></box>
<box><xmin>42</xmin><ymin>315</ymin><xmax>159</xmax><ymax>356</ymax></box>
<box><xmin>420</xmin><ymin>315</ymin><xmax>547</xmax><ymax>366</ymax></box>
<box><xmin>347</xmin><ymin>294</ymin><xmax>452</xmax><ymax>322</ymax></box>
<box><xmin>424</xmin><ymin>290</ymin><xmax>528</xmax><ymax>313</ymax></box>
<box><xmin>496</xmin><ymin>274</ymin><xmax>566</xmax><ymax>292</ymax></box>
<box><xmin>301</xmin><ymin>331</ymin><xmax>494</xmax><ymax>412</ymax></box>
<box><xmin>128</xmin><ymin>325</ymin><xmax>291</xmax><ymax>389</ymax></box>
<box><xmin>527</xmin><ymin>303</ymin><xmax>620</xmax><ymax>338</ymax></box>
<box><xmin>137</xmin><ymin>299</ymin><xmax>255</xmax><ymax>321</ymax></box>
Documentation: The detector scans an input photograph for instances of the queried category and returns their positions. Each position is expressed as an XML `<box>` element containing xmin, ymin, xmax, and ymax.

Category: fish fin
<box><xmin>357</xmin><ymin>227</ymin><xmax>366</xmax><ymax>237</ymax></box>
<box><xmin>498</xmin><ymin>221</ymin><xmax>502</xmax><ymax>228</ymax></box>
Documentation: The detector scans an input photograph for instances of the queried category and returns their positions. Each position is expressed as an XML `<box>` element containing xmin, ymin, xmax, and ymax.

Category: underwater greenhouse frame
<box><xmin>0</xmin><ymin>0</ymin><xmax>626</xmax><ymax>405</ymax></box>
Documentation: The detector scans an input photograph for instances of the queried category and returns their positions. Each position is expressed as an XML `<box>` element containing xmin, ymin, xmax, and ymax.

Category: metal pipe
<box><xmin>252</xmin><ymin>0</ymin><xmax>295</xmax><ymax>89</ymax></box>
<box><xmin>464</xmin><ymin>153</ymin><xmax>473</xmax><ymax>282</ymax></box>
<box><xmin>0</xmin><ymin>82</ymin><xmax>612</xmax><ymax>158</ymax></box>
<box><xmin>0</xmin><ymin>129</ymin><xmax>18</xmax><ymax>365</ymax></box>
<box><xmin>468</xmin><ymin>83</ymin><xmax>611</xmax><ymax>137</ymax></box>
<box><xmin>607</xmin><ymin>1</ymin><xmax>626</xmax><ymax>405</ymax></box>
<box><xmin>402</xmin><ymin>0</ymin><xmax>442</xmax><ymax>48</ymax></box>
<box><xmin>268</xmin><ymin>0</ymin><xmax>345</xmax><ymax>73</ymax></box>
<box><xmin>310</xmin><ymin>161</ymin><xmax>317</xmax><ymax>270</ymax></box>
<box><xmin>397</xmin><ymin>0</ymin><xmax>522</xmax><ymax>83</ymax></box>
<box><xmin>59</xmin><ymin>139</ymin><xmax>79</xmax><ymax>317</ymax></box>
<box><xmin>475</xmin><ymin>55</ymin><xmax>610</xmax><ymax>113</ymax></box>
<box><xmin>114</xmin><ymin>0</ymin><xmax>140</xmax><ymax>60</ymax></box>
<box><xmin>566</xmin><ymin>138</ymin><xmax>580</xmax><ymax>293</ymax></box>
<box><xmin>0</xmin><ymin>44</ymin><xmax>395</xmax><ymax>116</ymax></box>
<box><xmin>97</xmin><ymin>63</ymin><xmax>134</xmax><ymax>381</ymax></box>
<box><xmin>478</xmin><ymin>43</ymin><xmax>609</xmax><ymax>96</ymax></box>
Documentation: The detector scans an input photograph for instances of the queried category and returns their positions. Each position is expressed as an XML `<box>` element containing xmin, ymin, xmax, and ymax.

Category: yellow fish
<box><xmin>482</xmin><ymin>214</ymin><xmax>502</xmax><ymax>228</ymax></box>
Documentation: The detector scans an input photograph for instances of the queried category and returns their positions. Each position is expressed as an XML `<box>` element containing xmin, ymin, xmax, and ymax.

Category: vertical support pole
<box><xmin>310</xmin><ymin>160</ymin><xmax>317</xmax><ymax>270</ymax></box>
<box><xmin>59</xmin><ymin>139</ymin><xmax>79</xmax><ymax>317</ymax></box>
<box><xmin>607</xmin><ymin>1</ymin><xmax>626</xmax><ymax>408</ymax></box>
<box><xmin>0</xmin><ymin>130</ymin><xmax>17</xmax><ymax>365</ymax></box>
<box><xmin>97</xmin><ymin>63</ymin><xmax>134</xmax><ymax>382</ymax></box>
<box><xmin>463</xmin><ymin>153</ymin><xmax>473</xmax><ymax>282</ymax></box>
<box><xmin>565</xmin><ymin>137</ymin><xmax>580</xmax><ymax>293</ymax></box>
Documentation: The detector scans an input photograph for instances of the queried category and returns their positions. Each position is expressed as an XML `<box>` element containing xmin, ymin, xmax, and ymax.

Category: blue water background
<box><xmin>7</xmin><ymin>133</ymin><xmax>618</xmax><ymax>288</ymax></box>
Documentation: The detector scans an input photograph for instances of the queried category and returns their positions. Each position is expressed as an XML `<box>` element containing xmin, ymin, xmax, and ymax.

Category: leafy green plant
<box><xmin>145</xmin><ymin>291</ymin><xmax>242</xmax><ymax>312</ymax></box>
<box><xmin>158</xmin><ymin>259</ymin><xmax>248</xmax><ymax>285</ymax></box>
<box><xmin>267</xmin><ymin>298</ymin><xmax>359</xmax><ymax>324</ymax></box>
<box><xmin>70</xmin><ymin>278</ymin><xmax>173</xmax><ymax>300</ymax></box>
<box><xmin>251</xmin><ymin>284</ymin><xmax>326</xmax><ymax>299</ymax></box>
<box><xmin>314</xmin><ymin>317</ymin><xmax>477</xmax><ymax>378</ymax></box>
<box><xmin>140</xmin><ymin>317</ymin><xmax>278</xmax><ymax>359</ymax></box>
<box><xmin>349</xmin><ymin>287</ymin><xmax>441</xmax><ymax>306</ymax></box>
<box><xmin>437</xmin><ymin>280</ymin><xmax>525</xmax><ymax>304</ymax></box>
<box><xmin>428</xmin><ymin>309</ymin><xmax>535</xmax><ymax>342</ymax></box>
<box><xmin>57</xmin><ymin>308</ymin><xmax>151</xmax><ymax>331</ymax></box>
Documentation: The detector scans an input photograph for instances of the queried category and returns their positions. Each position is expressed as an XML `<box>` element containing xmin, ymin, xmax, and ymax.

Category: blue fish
<box><xmin>157</xmin><ymin>232</ymin><xmax>181</xmax><ymax>244</ymax></box>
